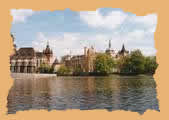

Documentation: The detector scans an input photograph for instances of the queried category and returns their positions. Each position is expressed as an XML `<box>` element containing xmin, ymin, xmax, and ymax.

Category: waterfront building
<box><xmin>42</xmin><ymin>41</ymin><xmax>53</xmax><ymax>66</ymax></box>
<box><xmin>116</xmin><ymin>44</ymin><xmax>129</xmax><ymax>58</ymax></box>
<box><xmin>62</xmin><ymin>40</ymin><xmax>129</xmax><ymax>73</ymax></box>
<box><xmin>11</xmin><ymin>34</ymin><xmax>17</xmax><ymax>55</ymax></box>
<box><xmin>62</xmin><ymin>46</ymin><xmax>96</xmax><ymax>73</ymax></box>
<box><xmin>105</xmin><ymin>40</ymin><xmax>129</xmax><ymax>73</ymax></box>
<box><xmin>105</xmin><ymin>40</ymin><xmax>116</xmax><ymax>57</ymax></box>
<box><xmin>10</xmin><ymin>34</ymin><xmax>129</xmax><ymax>74</ymax></box>
<box><xmin>52</xmin><ymin>58</ymin><xmax>61</xmax><ymax>73</ymax></box>
<box><xmin>10</xmin><ymin>37</ymin><xmax>54</xmax><ymax>73</ymax></box>
<box><xmin>105</xmin><ymin>40</ymin><xmax>129</xmax><ymax>59</ymax></box>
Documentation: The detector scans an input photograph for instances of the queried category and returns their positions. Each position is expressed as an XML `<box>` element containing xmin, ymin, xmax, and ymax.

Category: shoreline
<box><xmin>11</xmin><ymin>73</ymin><xmax>57</xmax><ymax>79</ymax></box>
<box><xmin>57</xmin><ymin>73</ymin><xmax>153</xmax><ymax>77</ymax></box>
<box><xmin>10</xmin><ymin>72</ymin><xmax>153</xmax><ymax>79</ymax></box>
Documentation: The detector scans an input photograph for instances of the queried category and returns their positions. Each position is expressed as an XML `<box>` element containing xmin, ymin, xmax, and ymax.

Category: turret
<box><xmin>121</xmin><ymin>44</ymin><xmax>126</xmax><ymax>53</ymax></box>
<box><xmin>105</xmin><ymin>39</ymin><xmax>115</xmax><ymax>57</ymax></box>
<box><xmin>109</xmin><ymin>40</ymin><xmax>111</xmax><ymax>49</ymax></box>
<box><xmin>43</xmin><ymin>40</ymin><xmax>53</xmax><ymax>64</ymax></box>
<box><xmin>118</xmin><ymin>43</ymin><xmax>129</xmax><ymax>56</ymax></box>
<box><xmin>11</xmin><ymin>33</ymin><xmax>17</xmax><ymax>54</ymax></box>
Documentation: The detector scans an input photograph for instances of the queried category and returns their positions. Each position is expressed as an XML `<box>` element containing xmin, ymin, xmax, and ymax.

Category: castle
<box><xmin>61</xmin><ymin>40</ymin><xmax>129</xmax><ymax>73</ymax></box>
<box><xmin>61</xmin><ymin>46</ymin><xmax>96</xmax><ymax>73</ymax></box>
<box><xmin>10</xmin><ymin>34</ymin><xmax>129</xmax><ymax>74</ymax></box>
<box><xmin>10</xmin><ymin>34</ymin><xmax>56</xmax><ymax>73</ymax></box>
<box><xmin>105</xmin><ymin>40</ymin><xmax>129</xmax><ymax>58</ymax></box>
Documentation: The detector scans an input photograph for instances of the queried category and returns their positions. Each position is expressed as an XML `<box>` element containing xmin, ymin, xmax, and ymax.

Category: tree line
<box><xmin>38</xmin><ymin>49</ymin><xmax>158</xmax><ymax>76</ymax></box>
<box><xmin>94</xmin><ymin>49</ymin><xmax>158</xmax><ymax>75</ymax></box>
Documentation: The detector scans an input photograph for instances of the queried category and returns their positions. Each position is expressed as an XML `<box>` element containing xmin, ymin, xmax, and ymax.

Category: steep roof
<box><xmin>36</xmin><ymin>52</ymin><xmax>44</xmax><ymax>58</ymax></box>
<box><xmin>118</xmin><ymin>44</ymin><xmax>129</xmax><ymax>55</ymax></box>
<box><xmin>121</xmin><ymin>44</ymin><xmax>126</xmax><ymax>53</ymax></box>
<box><xmin>43</xmin><ymin>41</ymin><xmax>53</xmax><ymax>54</ymax></box>
<box><xmin>11</xmin><ymin>47</ymin><xmax>36</xmax><ymax>59</ymax></box>
<box><xmin>53</xmin><ymin>58</ymin><xmax>59</xmax><ymax>64</ymax></box>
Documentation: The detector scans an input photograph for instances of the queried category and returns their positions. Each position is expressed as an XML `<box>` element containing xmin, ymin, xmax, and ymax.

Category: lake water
<box><xmin>7</xmin><ymin>74</ymin><xmax>159</xmax><ymax>114</ymax></box>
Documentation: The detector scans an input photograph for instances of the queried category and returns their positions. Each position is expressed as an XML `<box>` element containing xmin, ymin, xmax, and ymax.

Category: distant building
<box><xmin>52</xmin><ymin>58</ymin><xmax>61</xmax><ymax>73</ymax></box>
<box><xmin>62</xmin><ymin>46</ymin><xmax>96</xmax><ymax>73</ymax></box>
<box><xmin>105</xmin><ymin>40</ymin><xmax>116</xmax><ymax>57</ymax></box>
<box><xmin>62</xmin><ymin>40</ymin><xmax>129</xmax><ymax>73</ymax></box>
<box><xmin>42</xmin><ymin>41</ymin><xmax>53</xmax><ymax>66</ymax></box>
<box><xmin>10</xmin><ymin>35</ymin><xmax>129</xmax><ymax>74</ymax></box>
<box><xmin>105</xmin><ymin>40</ymin><xmax>129</xmax><ymax>59</ymax></box>
<box><xmin>105</xmin><ymin>41</ymin><xmax>129</xmax><ymax>73</ymax></box>
<box><xmin>10</xmin><ymin>38</ymin><xmax>54</xmax><ymax>73</ymax></box>
<box><xmin>11</xmin><ymin>34</ymin><xmax>17</xmax><ymax>55</ymax></box>
<box><xmin>116</xmin><ymin>44</ymin><xmax>129</xmax><ymax>58</ymax></box>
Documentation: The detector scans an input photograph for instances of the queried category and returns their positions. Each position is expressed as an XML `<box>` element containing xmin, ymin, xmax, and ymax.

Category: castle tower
<box><xmin>11</xmin><ymin>33</ymin><xmax>17</xmax><ymax>54</ymax></box>
<box><xmin>43</xmin><ymin>40</ymin><xmax>53</xmax><ymax>65</ymax></box>
<box><xmin>121</xmin><ymin>44</ymin><xmax>126</xmax><ymax>53</ymax></box>
<box><xmin>118</xmin><ymin>43</ymin><xmax>129</xmax><ymax>57</ymax></box>
<box><xmin>108</xmin><ymin>39</ymin><xmax>111</xmax><ymax>50</ymax></box>
<box><xmin>105</xmin><ymin>39</ymin><xmax>115</xmax><ymax>57</ymax></box>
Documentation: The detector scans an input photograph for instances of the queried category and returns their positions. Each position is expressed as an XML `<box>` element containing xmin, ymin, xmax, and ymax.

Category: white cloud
<box><xmin>10</xmin><ymin>9</ymin><xmax>34</xmax><ymax>24</ymax></box>
<box><xmin>32</xmin><ymin>32</ymin><xmax>110</xmax><ymax>59</ymax></box>
<box><xmin>32</xmin><ymin>30</ymin><xmax>156</xmax><ymax>60</ymax></box>
<box><xmin>32</xmin><ymin>32</ymin><xmax>84</xmax><ymax>60</ymax></box>
<box><xmin>80</xmin><ymin>10</ymin><xmax>128</xmax><ymax>29</ymax></box>
<box><xmin>80</xmin><ymin>10</ymin><xmax>157</xmax><ymax>34</ymax></box>
<box><xmin>131</xmin><ymin>14</ymin><xmax>157</xmax><ymax>27</ymax></box>
<box><xmin>122</xmin><ymin>30</ymin><xmax>156</xmax><ymax>55</ymax></box>
<box><xmin>29</xmin><ymin>10</ymin><xmax>157</xmax><ymax>59</ymax></box>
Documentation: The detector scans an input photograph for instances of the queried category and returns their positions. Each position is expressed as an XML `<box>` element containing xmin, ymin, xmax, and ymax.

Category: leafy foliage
<box><xmin>117</xmin><ymin>50</ymin><xmax>158</xmax><ymax>75</ymax></box>
<box><xmin>118</xmin><ymin>50</ymin><xmax>145</xmax><ymax>74</ymax></box>
<box><xmin>117</xmin><ymin>55</ymin><xmax>131</xmax><ymax>73</ymax></box>
<box><xmin>144</xmin><ymin>56</ymin><xmax>158</xmax><ymax>74</ymax></box>
<box><xmin>73</xmin><ymin>65</ymin><xmax>83</xmax><ymax>75</ymax></box>
<box><xmin>38</xmin><ymin>63</ymin><xmax>54</xmax><ymax>73</ymax></box>
<box><xmin>94</xmin><ymin>53</ymin><xmax>115</xmax><ymax>75</ymax></box>
<box><xmin>57</xmin><ymin>65</ymin><xmax>72</xmax><ymax>76</ymax></box>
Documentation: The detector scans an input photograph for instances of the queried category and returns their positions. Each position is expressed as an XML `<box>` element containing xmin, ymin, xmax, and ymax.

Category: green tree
<box><xmin>94</xmin><ymin>53</ymin><xmax>115</xmax><ymax>75</ymax></box>
<box><xmin>57</xmin><ymin>65</ymin><xmax>71</xmax><ymax>75</ymax></box>
<box><xmin>73</xmin><ymin>65</ymin><xmax>83</xmax><ymax>75</ymax></box>
<box><xmin>38</xmin><ymin>63</ymin><xmax>54</xmax><ymax>73</ymax></box>
<box><xmin>144</xmin><ymin>56</ymin><xmax>158</xmax><ymax>74</ymax></box>
<box><xmin>117</xmin><ymin>55</ymin><xmax>131</xmax><ymax>73</ymax></box>
<box><xmin>129</xmin><ymin>50</ymin><xmax>145</xmax><ymax>74</ymax></box>
<box><xmin>118</xmin><ymin>50</ymin><xmax>145</xmax><ymax>74</ymax></box>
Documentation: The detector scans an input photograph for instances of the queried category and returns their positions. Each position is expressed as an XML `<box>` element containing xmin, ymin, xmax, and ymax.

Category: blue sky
<box><xmin>10</xmin><ymin>8</ymin><xmax>157</xmax><ymax>59</ymax></box>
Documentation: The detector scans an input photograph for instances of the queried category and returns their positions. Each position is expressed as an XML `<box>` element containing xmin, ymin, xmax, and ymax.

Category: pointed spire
<box><xmin>121</xmin><ymin>43</ymin><xmax>126</xmax><ymax>52</ymax></box>
<box><xmin>47</xmin><ymin>40</ymin><xmax>49</xmax><ymax>48</ymax></box>
<box><xmin>11</xmin><ymin>33</ymin><xmax>17</xmax><ymax>52</ymax></box>
<box><xmin>11</xmin><ymin>33</ymin><xmax>15</xmax><ymax>42</ymax></box>
<box><xmin>109</xmin><ymin>40</ymin><xmax>111</xmax><ymax>49</ymax></box>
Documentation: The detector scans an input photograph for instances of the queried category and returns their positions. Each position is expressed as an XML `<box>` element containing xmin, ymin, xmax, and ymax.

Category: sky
<box><xmin>10</xmin><ymin>8</ymin><xmax>157</xmax><ymax>59</ymax></box>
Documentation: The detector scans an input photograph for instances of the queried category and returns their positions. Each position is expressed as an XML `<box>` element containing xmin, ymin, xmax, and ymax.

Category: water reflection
<box><xmin>7</xmin><ymin>75</ymin><xmax>159</xmax><ymax>114</ymax></box>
